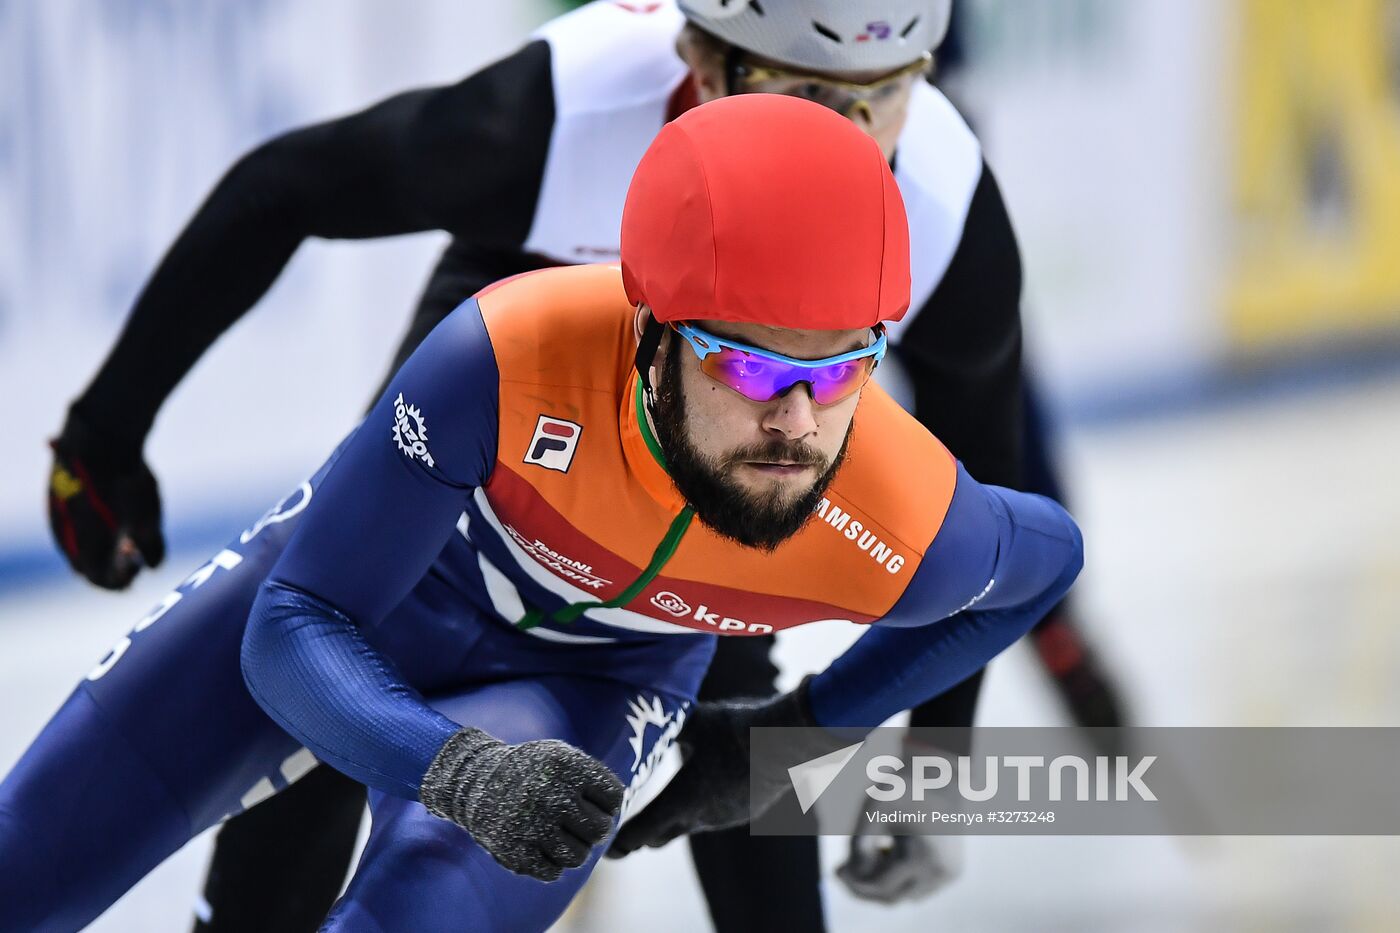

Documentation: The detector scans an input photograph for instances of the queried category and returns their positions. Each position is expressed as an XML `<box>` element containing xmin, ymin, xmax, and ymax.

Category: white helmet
<box><xmin>678</xmin><ymin>0</ymin><xmax>952</xmax><ymax>73</ymax></box>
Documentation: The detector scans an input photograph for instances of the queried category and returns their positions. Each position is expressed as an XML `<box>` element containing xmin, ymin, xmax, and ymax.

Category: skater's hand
<box><xmin>837</xmin><ymin>733</ymin><xmax>964</xmax><ymax>903</ymax></box>
<box><xmin>48</xmin><ymin>410</ymin><xmax>165</xmax><ymax>589</ymax></box>
<box><xmin>837</xmin><ymin>797</ymin><xmax>962</xmax><ymax>903</ymax></box>
<box><xmin>609</xmin><ymin>678</ymin><xmax>851</xmax><ymax>856</ymax></box>
<box><xmin>420</xmin><ymin>728</ymin><xmax>623</xmax><ymax>882</ymax></box>
<box><xmin>1030</xmin><ymin>612</ymin><xmax>1129</xmax><ymax>755</ymax></box>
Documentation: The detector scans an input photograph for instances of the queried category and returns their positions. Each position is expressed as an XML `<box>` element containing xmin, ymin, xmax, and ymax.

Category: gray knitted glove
<box><xmin>420</xmin><ymin>727</ymin><xmax>624</xmax><ymax>881</ymax></box>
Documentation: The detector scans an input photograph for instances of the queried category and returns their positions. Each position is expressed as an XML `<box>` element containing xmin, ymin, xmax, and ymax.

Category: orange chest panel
<box><xmin>476</xmin><ymin>264</ymin><xmax>956</xmax><ymax>634</ymax></box>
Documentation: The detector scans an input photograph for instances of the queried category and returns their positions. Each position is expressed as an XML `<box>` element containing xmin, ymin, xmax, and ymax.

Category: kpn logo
<box><xmin>650</xmin><ymin>591</ymin><xmax>691</xmax><ymax>617</ymax></box>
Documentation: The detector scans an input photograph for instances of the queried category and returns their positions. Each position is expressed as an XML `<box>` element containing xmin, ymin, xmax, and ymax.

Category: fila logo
<box><xmin>524</xmin><ymin>415</ymin><xmax>582</xmax><ymax>473</ymax></box>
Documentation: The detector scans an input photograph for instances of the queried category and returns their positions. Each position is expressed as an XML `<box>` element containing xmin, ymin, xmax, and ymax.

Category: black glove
<box><xmin>419</xmin><ymin>727</ymin><xmax>624</xmax><ymax>882</ymax></box>
<box><xmin>1031</xmin><ymin>610</ymin><xmax>1129</xmax><ymax>757</ymax></box>
<box><xmin>48</xmin><ymin>409</ymin><xmax>165</xmax><ymax>589</ymax></box>
<box><xmin>609</xmin><ymin>678</ymin><xmax>850</xmax><ymax>857</ymax></box>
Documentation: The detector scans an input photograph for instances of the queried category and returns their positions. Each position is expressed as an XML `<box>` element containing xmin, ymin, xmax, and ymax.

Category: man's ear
<box><xmin>675</xmin><ymin>26</ymin><xmax>728</xmax><ymax>103</ymax></box>
<box><xmin>633</xmin><ymin>303</ymin><xmax>650</xmax><ymax>345</ymax></box>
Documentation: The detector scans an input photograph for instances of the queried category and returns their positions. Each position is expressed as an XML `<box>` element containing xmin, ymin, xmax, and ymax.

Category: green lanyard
<box><xmin>516</xmin><ymin>381</ymin><xmax>692</xmax><ymax>630</ymax></box>
<box><xmin>516</xmin><ymin>505</ymin><xmax>694</xmax><ymax>630</ymax></box>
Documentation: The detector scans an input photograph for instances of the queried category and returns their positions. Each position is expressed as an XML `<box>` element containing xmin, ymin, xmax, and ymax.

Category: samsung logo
<box><xmin>814</xmin><ymin>498</ymin><xmax>906</xmax><ymax>574</ymax></box>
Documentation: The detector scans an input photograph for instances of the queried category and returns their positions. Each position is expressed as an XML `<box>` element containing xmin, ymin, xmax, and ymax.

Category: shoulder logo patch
<box><xmin>524</xmin><ymin>415</ymin><xmax>582</xmax><ymax>473</ymax></box>
<box><xmin>393</xmin><ymin>393</ymin><xmax>435</xmax><ymax>467</ymax></box>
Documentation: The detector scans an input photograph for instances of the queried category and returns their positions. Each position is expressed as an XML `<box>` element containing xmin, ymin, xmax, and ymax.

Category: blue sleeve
<box><xmin>808</xmin><ymin>464</ymin><xmax>1083</xmax><ymax>729</ymax></box>
<box><xmin>240</xmin><ymin>299</ymin><xmax>499</xmax><ymax>801</ymax></box>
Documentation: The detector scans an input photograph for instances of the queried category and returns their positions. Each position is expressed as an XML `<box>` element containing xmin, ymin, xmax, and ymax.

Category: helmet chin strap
<box><xmin>633</xmin><ymin>310</ymin><xmax>667</xmax><ymax>407</ymax></box>
<box><xmin>723</xmin><ymin>44</ymin><xmax>745</xmax><ymax>97</ymax></box>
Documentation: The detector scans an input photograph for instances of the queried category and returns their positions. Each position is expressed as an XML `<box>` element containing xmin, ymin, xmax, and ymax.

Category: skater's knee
<box><xmin>377</xmin><ymin>808</ymin><xmax>474</xmax><ymax>872</ymax></box>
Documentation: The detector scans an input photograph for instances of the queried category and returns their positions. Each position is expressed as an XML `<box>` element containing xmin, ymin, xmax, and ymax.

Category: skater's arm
<box><xmin>71</xmin><ymin>40</ymin><xmax>554</xmax><ymax>448</ymax></box>
<box><xmin>607</xmin><ymin>470</ymin><xmax>1080</xmax><ymax>855</ymax></box>
<box><xmin>242</xmin><ymin>300</ymin><xmax>500</xmax><ymax>800</ymax></box>
<box><xmin>894</xmin><ymin>163</ymin><xmax>1024</xmax><ymax>490</ymax></box>
<box><xmin>894</xmin><ymin>161</ymin><xmax>1025</xmax><ymax>731</ymax></box>
<box><xmin>806</xmin><ymin>465</ymin><xmax>1083</xmax><ymax>729</ymax></box>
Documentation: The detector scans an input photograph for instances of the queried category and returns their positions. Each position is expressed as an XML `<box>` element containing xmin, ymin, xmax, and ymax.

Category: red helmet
<box><xmin>621</xmin><ymin>94</ymin><xmax>910</xmax><ymax>330</ymax></box>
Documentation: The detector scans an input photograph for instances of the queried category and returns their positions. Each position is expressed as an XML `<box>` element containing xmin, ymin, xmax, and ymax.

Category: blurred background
<box><xmin>2</xmin><ymin>0</ymin><xmax>1399</xmax><ymax>930</ymax></box>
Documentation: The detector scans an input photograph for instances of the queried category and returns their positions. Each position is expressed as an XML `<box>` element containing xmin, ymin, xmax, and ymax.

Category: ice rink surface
<box><xmin>3</xmin><ymin>371</ymin><xmax>1398</xmax><ymax>933</ymax></box>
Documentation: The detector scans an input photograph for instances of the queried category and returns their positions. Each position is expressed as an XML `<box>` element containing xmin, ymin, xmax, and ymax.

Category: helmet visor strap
<box><xmin>635</xmin><ymin>311</ymin><xmax>667</xmax><ymax>404</ymax></box>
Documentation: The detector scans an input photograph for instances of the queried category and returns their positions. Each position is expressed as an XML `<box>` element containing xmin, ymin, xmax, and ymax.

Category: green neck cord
<box><xmin>517</xmin><ymin>381</ymin><xmax>691</xmax><ymax>630</ymax></box>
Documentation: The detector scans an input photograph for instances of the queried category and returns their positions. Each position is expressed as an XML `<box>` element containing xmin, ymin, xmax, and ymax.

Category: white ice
<box><xmin>3</xmin><ymin>373</ymin><xmax>1398</xmax><ymax>932</ymax></box>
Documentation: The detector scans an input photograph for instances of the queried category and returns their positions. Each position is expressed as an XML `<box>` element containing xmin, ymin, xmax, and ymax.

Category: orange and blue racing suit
<box><xmin>0</xmin><ymin>265</ymin><xmax>1080</xmax><ymax>931</ymax></box>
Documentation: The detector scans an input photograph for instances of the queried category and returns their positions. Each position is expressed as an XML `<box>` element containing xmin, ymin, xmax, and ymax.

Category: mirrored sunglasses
<box><xmin>732</xmin><ymin>52</ymin><xmax>932</xmax><ymax>125</ymax></box>
<box><xmin>670</xmin><ymin>321</ymin><xmax>886</xmax><ymax>406</ymax></box>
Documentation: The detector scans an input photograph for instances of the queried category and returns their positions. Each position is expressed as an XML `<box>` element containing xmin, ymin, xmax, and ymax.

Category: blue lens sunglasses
<box><xmin>670</xmin><ymin>321</ymin><xmax>887</xmax><ymax>405</ymax></box>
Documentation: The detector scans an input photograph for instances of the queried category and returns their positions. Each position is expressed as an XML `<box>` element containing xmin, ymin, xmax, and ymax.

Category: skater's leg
<box><xmin>0</xmin><ymin>490</ymin><xmax>314</xmax><ymax>930</ymax></box>
<box><xmin>323</xmin><ymin>675</ymin><xmax>691</xmax><ymax>933</ymax></box>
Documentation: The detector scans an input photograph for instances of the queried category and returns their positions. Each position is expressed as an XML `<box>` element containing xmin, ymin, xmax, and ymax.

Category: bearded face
<box><xmin>649</xmin><ymin>335</ymin><xmax>853</xmax><ymax>552</ymax></box>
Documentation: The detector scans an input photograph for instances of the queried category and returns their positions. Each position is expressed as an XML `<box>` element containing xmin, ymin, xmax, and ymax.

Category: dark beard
<box><xmin>649</xmin><ymin>337</ymin><xmax>852</xmax><ymax>551</ymax></box>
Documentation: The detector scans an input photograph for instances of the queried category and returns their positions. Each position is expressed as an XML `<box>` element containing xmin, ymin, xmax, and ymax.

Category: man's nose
<box><xmin>762</xmin><ymin>383</ymin><xmax>819</xmax><ymax>440</ymax></box>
